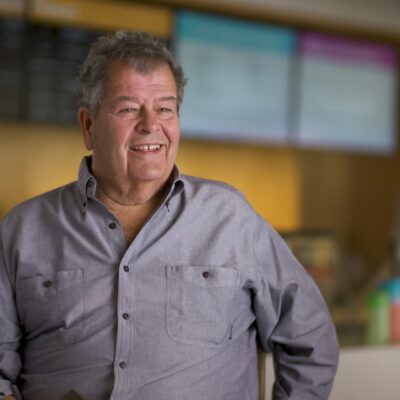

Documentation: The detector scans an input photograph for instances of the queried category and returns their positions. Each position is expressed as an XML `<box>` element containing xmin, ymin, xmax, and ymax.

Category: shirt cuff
<box><xmin>0</xmin><ymin>390</ymin><xmax>12</xmax><ymax>399</ymax></box>
<box><xmin>0</xmin><ymin>382</ymin><xmax>21</xmax><ymax>400</ymax></box>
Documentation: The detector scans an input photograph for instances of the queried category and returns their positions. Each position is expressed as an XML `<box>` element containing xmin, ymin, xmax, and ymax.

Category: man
<box><xmin>0</xmin><ymin>31</ymin><xmax>338</xmax><ymax>400</ymax></box>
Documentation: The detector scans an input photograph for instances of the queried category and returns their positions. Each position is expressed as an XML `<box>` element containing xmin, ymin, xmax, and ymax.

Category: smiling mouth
<box><xmin>129</xmin><ymin>144</ymin><xmax>163</xmax><ymax>153</ymax></box>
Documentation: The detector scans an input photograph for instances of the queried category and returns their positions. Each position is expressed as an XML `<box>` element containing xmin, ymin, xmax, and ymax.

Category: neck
<box><xmin>95</xmin><ymin>181</ymin><xmax>168</xmax><ymax>244</ymax></box>
<box><xmin>96</xmin><ymin>181</ymin><xmax>161</xmax><ymax>207</ymax></box>
<box><xmin>95</xmin><ymin>179</ymin><xmax>165</xmax><ymax>207</ymax></box>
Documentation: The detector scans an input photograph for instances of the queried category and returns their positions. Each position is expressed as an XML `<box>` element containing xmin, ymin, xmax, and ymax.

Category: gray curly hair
<box><xmin>77</xmin><ymin>31</ymin><xmax>187</xmax><ymax>114</ymax></box>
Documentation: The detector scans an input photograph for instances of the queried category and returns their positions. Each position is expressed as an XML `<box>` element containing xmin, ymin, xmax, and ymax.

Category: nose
<box><xmin>137</xmin><ymin>108</ymin><xmax>159</xmax><ymax>134</ymax></box>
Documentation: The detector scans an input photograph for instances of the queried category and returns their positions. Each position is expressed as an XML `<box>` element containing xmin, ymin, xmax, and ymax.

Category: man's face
<box><xmin>80</xmin><ymin>60</ymin><xmax>180</xmax><ymax>194</ymax></box>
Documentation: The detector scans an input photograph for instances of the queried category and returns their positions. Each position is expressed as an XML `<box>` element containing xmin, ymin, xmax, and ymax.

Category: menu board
<box><xmin>0</xmin><ymin>16</ymin><xmax>100</xmax><ymax>124</ymax></box>
<box><xmin>0</xmin><ymin>9</ymin><xmax>398</xmax><ymax>156</ymax></box>
<box><xmin>0</xmin><ymin>18</ymin><xmax>27</xmax><ymax>119</ymax></box>
<box><xmin>175</xmin><ymin>10</ymin><xmax>295</xmax><ymax>144</ymax></box>
<box><xmin>25</xmin><ymin>24</ymin><xmax>99</xmax><ymax>124</ymax></box>
<box><xmin>297</xmin><ymin>32</ymin><xmax>398</xmax><ymax>154</ymax></box>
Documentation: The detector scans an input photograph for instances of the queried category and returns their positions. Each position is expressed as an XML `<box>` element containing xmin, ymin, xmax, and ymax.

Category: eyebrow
<box><xmin>114</xmin><ymin>96</ymin><xmax>177</xmax><ymax>103</ymax></box>
<box><xmin>158</xmin><ymin>96</ymin><xmax>178</xmax><ymax>103</ymax></box>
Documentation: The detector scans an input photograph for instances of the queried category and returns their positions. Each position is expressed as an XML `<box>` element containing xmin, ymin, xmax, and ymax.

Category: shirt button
<box><xmin>119</xmin><ymin>361</ymin><xmax>127</xmax><ymax>369</ymax></box>
<box><xmin>109</xmin><ymin>222</ymin><xmax>117</xmax><ymax>229</ymax></box>
<box><xmin>202</xmin><ymin>271</ymin><xmax>209</xmax><ymax>279</ymax></box>
<box><xmin>123</xmin><ymin>265</ymin><xmax>130</xmax><ymax>272</ymax></box>
<box><xmin>122</xmin><ymin>313</ymin><xmax>130</xmax><ymax>320</ymax></box>
<box><xmin>43</xmin><ymin>280</ymin><xmax>53</xmax><ymax>287</ymax></box>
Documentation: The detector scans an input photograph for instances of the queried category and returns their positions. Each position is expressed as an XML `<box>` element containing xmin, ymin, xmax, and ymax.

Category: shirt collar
<box><xmin>76</xmin><ymin>156</ymin><xmax>95</xmax><ymax>214</ymax></box>
<box><xmin>76</xmin><ymin>156</ymin><xmax>184</xmax><ymax>214</ymax></box>
<box><xmin>165</xmin><ymin>165</ymin><xmax>185</xmax><ymax>210</ymax></box>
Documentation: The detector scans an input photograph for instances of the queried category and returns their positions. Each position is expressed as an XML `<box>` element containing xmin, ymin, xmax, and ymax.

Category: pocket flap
<box><xmin>18</xmin><ymin>270</ymin><xmax>83</xmax><ymax>299</ymax></box>
<box><xmin>167</xmin><ymin>265</ymin><xmax>239</xmax><ymax>288</ymax></box>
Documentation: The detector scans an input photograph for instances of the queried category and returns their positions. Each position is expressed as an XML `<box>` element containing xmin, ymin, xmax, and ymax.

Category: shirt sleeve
<box><xmin>253</xmin><ymin>222</ymin><xmax>339</xmax><ymax>399</ymax></box>
<box><xmin>0</xmin><ymin>227</ymin><xmax>23</xmax><ymax>399</ymax></box>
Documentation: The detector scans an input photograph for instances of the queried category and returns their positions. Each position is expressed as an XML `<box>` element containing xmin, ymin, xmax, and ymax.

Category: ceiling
<box><xmin>158</xmin><ymin>0</ymin><xmax>400</xmax><ymax>40</ymax></box>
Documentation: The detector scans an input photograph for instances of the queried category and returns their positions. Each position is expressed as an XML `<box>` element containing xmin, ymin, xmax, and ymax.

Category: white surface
<box><xmin>297</xmin><ymin>57</ymin><xmax>397</xmax><ymax>153</ymax></box>
<box><xmin>176</xmin><ymin>12</ymin><xmax>293</xmax><ymax>143</ymax></box>
<box><xmin>263</xmin><ymin>345</ymin><xmax>400</xmax><ymax>399</ymax></box>
<box><xmin>330</xmin><ymin>345</ymin><xmax>400</xmax><ymax>400</ymax></box>
<box><xmin>179</xmin><ymin>42</ymin><xmax>292</xmax><ymax>142</ymax></box>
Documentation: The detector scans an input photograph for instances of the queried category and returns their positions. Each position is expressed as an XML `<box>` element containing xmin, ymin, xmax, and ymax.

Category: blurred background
<box><xmin>0</xmin><ymin>0</ymin><xmax>399</xmax><ymax>397</ymax></box>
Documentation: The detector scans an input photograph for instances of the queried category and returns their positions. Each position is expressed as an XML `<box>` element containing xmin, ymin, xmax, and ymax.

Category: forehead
<box><xmin>103</xmin><ymin>60</ymin><xmax>177</xmax><ymax>94</ymax></box>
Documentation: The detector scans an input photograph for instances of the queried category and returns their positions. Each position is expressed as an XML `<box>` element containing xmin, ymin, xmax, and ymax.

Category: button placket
<box><xmin>113</xmin><ymin>255</ymin><xmax>134</xmax><ymax>390</ymax></box>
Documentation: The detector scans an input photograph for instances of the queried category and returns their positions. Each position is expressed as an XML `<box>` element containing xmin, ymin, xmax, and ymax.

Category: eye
<box><xmin>120</xmin><ymin>107</ymin><xmax>138</xmax><ymax>113</ymax></box>
<box><xmin>157</xmin><ymin>107</ymin><xmax>175</xmax><ymax>118</ymax></box>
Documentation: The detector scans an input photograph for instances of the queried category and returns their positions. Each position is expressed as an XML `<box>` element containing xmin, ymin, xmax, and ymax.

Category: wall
<box><xmin>348</xmin><ymin>154</ymin><xmax>400</xmax><ymax>275</ymax></box>
<box><xmin>0</xmin><ymin>122</ymin><xmax>302</xmax><ymax>232</ymax></box>
<box><xmin>299</xmin><ymin>149</ymin><xmax>400</xmax><ymax>278</ymax></box>
<box><xmin>178</xmin><ymin>140</ymin><xmax>302</xmax><ymax>230</ymax></box>
<box><xmin>0</xmin><ymin>123</ymin><xmax>85</xmax><ymax>214</ymax></box>
<box><xmin>262</xmin><ymin>345</ymin><xmax>400</xmax><ymax>399</ymax></box>
<box><xmin>3</xmin><ymin>119</ymin><xmax>399</xmax><ymax>278</ymax></box>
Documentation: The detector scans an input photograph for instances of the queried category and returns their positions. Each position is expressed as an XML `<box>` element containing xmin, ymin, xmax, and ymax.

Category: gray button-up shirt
<box><xmin>0</xmin><ymin>157</ymin><xmax>338</xmax><ymax>400</ymax></box>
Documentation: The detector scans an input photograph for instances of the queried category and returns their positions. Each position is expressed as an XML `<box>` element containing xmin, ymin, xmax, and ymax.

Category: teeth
<box><xmin>132</xmin><ymin>144</ymin><xmax>161</xmax><ymax>151</ymax></box>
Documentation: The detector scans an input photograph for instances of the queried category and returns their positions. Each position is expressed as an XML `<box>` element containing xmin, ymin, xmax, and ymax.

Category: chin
<box><xmin>130</xmin><ymin>164</ymin><xmax>172</xmax><ymax>183</ymax></box>
<box><xmin>130</xmin><ymin>171</ymin><xmax>167</xmax><ymax>184</ymax></box>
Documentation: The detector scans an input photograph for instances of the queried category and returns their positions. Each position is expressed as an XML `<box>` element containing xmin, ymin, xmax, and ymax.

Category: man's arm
<box><xmin>0</xmin><ymin>231</ymin><xmax>23</xmax><ymax>400</ymax></box>
<box><xmin>253</xmin><ymin>224</ymin><xmax>339</xmax><ymax>399</ymax></box>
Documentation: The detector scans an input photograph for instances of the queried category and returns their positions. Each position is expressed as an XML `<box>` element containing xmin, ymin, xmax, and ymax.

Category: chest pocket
<box><xmin>166</xmin><ymin>265</ymin><xmax>239</xmax><ymax>347</ymax></box>
<box><xmin>17</xmin><ymin>269</ymin><xmax>85</xmax><ymax>348</ymax></box>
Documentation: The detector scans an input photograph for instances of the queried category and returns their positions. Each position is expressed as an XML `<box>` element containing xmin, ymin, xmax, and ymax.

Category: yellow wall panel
<box><xmin>0</xmin><ymin>0</ymin><xmax>25</xmax><ymax>17</ymax></box>
<box><xmin>0</xmin><ymin>123</ymin><xmax>302</xmax><ymax>232</ymax></box>
<box><xmin>0</xmin><ymin>123</ymin><xmax>85</xmax><ymax>215</ymax></box>
<box><xmin>178</xmin><ymin>140</ymin><xmax>301</xmax><ymax>231</ymax></box>
<box><xmin>29</xmin><ymin>0</ymin><xmax>172</xmax><ymax>36</ymax></box>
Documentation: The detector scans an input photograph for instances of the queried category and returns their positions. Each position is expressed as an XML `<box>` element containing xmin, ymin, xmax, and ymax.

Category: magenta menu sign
<box><xmin>299</xmin><ymin>32</ymin><xmax>397</xmax><ymax>69</ymax></box>
<box><xmin>297</xmin><ymin>32</ymin><xmax>398</xmax><ymax>153</ymax></box>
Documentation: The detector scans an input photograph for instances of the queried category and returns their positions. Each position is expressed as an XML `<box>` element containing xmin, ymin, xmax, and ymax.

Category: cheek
<box><xmin>165</xmin><ymin>122</ymin><xmax>180</xmax><ymax>144</ymax></box>
<box><xmin>95</xmin><ymin>125</ymin><xmax>128</xmax><ymax>152</ymax></box>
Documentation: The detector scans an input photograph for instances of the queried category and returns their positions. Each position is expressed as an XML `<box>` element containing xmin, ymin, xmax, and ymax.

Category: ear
<box><xmin>78</xmin><ymin>106</ymin><xmax>95</xmax><ymax>151</ymax></box>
